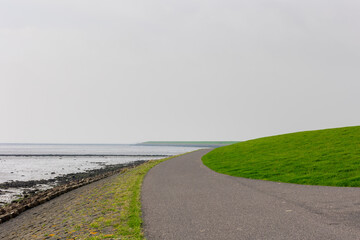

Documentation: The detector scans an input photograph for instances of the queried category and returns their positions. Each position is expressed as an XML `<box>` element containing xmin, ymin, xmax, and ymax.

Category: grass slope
<box><xmin>51</xmin><ymin>155</ymin><xmax>178</xmax><ymax>240</ymax></box>
<box><xmin>202</xmin><ymin>126</ymin><xmax>360</xmax><ymax>187</ymax></box>
<box><xmin>85</xmin><ymin>156</ymin><xmax>175</xmax><ymax>240</ymax></box>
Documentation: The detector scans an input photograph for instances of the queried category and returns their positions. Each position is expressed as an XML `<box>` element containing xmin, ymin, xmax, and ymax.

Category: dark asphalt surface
<box><xmin>142</xmin><ymin>149</ymin><xmax>360</xmax><ymax>240</ymax></box>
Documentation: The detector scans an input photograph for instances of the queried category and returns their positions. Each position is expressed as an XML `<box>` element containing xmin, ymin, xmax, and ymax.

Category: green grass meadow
<box><xmin>202</xmin><ymin>126</ymin><xmax>360</xmax><ymax>187</ymax></box>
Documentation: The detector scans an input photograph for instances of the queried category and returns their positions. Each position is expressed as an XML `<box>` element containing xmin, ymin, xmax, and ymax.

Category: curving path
<box><xmin>142</xmin><ymin>149</ymin><xmax>360</xmax><ymax>240</ymax></box>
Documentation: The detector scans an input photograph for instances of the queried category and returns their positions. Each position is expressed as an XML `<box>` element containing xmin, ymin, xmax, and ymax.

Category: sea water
<box><xmin>0</xmin><ymin>144</ymin><xmax>200</xmax><ymax>204</ymax></box>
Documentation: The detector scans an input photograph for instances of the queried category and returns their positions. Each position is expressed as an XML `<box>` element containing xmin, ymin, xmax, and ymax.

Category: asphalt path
<box><xmin>142</xmin><ymin>149</ymin><xmax>360</xmax><ymax>240</ymax></box>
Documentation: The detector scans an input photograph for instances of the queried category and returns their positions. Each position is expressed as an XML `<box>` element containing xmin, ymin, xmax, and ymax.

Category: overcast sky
<box><xmin>1</xmin><ymin>0</ymin><xmax>359</xmax><ymax>144</ymax></box>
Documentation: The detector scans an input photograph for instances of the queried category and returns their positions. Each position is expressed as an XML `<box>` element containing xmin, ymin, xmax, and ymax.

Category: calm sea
<box><xmin>0</xmin><ymin>143</ymin><xmax>201</xmax><ymax>204</ymax></box>
<box><xmin>0</xmin><ymin>143</ymin><xmax>200</xmax><ymax>184</ymax></box>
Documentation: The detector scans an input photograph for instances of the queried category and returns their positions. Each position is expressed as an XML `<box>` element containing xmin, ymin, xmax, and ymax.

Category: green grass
<box><xmin>77</xmin><ymin>155</ymin><xmax>186</xmax><ymax>240</ymax></box>
<box><xmin>82</xmin><ymin>155</ymin><xmax>176</xmax><ymax>240</ymax></box>
<box><xmin>36</xmin><ymin>155</ymin><xmax>182</xmax><ymax>240</ymax></box>
<box><xmin>202</xmin><ymin>126</ymin><xmax>360</xmax><ymax>187</ymax></box>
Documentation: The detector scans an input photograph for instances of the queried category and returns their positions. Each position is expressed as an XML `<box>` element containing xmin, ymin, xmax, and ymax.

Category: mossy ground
<box><xmin>67</xmin><ymin>157</ymin><xmax>172</xmax><ymax>240</ymax></box>
<box><xmin>0</xmin><ymin>156</ymin><xmax>175</xmax><ymax>240</ymax></box>
<box><xmin>202</xmin><ymin>126</ymin><xmax>360</xmax><ymax>187</ymax></box>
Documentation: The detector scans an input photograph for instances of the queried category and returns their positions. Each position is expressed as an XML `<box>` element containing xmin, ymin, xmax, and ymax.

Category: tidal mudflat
<box><xmin>0</xmin><ymin>144</ymin><xmax>199</xmax><ymax>205</ymax></box>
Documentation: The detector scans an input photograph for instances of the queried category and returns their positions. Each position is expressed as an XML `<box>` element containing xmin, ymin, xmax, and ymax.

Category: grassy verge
<box><xmin>84</xmin><ymin>156</ymin><xmax>174</xmax><ymax>240</ymax></box>
<box><xmin>202</xmin><ymin>126</ymin><xmax>360</xmax><ymax>187</ymax></box>
<box><xmin>37</xmin><ymin>155</ymin><xmax>178</xmax><ymax>240</ymax></box>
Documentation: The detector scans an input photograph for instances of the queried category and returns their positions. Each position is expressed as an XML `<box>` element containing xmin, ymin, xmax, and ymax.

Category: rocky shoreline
<box><xmin>0</xmin><ymin>160</ymin><xmax>146</xmax><ymax>224</ymax></box>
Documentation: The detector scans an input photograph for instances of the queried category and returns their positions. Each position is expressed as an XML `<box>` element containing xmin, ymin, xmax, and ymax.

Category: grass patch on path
<box><xmin>202</xmin><ymin>126</ymin><xmax>360</xmax><ymax>187</ymax></box>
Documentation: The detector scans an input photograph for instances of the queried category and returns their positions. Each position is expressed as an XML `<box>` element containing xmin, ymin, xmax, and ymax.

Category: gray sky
<box><xmin>1</xmin><ymin>0</ymin><xmax>359</xmax><ymax>144</ymax></box>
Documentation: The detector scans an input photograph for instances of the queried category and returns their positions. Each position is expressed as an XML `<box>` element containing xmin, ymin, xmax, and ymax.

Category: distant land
<box><xmin>138</xmin><ymin>141</ymin><xmax>239</xmax><ymax>148</ymax></box>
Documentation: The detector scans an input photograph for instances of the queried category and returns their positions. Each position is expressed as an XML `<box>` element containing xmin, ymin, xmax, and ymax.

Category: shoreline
<box><xmin>0</xmin><ymin>155</ymin><xmax>178</xmax><ymax>239</ymax></box>
<box><xmin>0</xmin><ymin>160</ymin><xmax>146</xmax><ymax>190</ymax></box>
<box><xmin>0</xmin><ymin>160</ymin><xmax>146</xmax><ymax>224</ymax></box>
<box><xmin>0</xmin><ymin>154</ymin><xmax>170</xmax><ymax>157</ymax></box>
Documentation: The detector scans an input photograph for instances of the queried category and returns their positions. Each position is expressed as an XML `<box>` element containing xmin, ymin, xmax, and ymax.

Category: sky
<box><xmin>1</xmin><ymin>0</ymin><xmax>359</xmax><ymax>144</ymax></box>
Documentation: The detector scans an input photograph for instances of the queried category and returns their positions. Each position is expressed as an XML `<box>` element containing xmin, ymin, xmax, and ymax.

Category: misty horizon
<box><xmin>1</xmin><ymin>0</ymin><xmax>359</xmax><ymax>143</ymax></box>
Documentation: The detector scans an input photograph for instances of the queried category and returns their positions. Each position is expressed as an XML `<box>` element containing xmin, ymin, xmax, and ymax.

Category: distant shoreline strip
<box><xmin>0</xmin><ymin>154</ymin><xmax>171</xmax><ymax>157</ymax></box>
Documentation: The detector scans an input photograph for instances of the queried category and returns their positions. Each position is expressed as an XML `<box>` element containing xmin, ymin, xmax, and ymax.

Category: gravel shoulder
<box><xmin>142</xmin><ymin>149</ymin><xmax>360</xmax><ymax>240</ymax></box>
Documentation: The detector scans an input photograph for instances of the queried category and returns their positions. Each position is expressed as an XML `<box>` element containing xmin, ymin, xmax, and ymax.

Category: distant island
<box><xmin>138</xmin><ymin>141</ymin><xmax>239</xmax><ymax>148</ymax></box>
